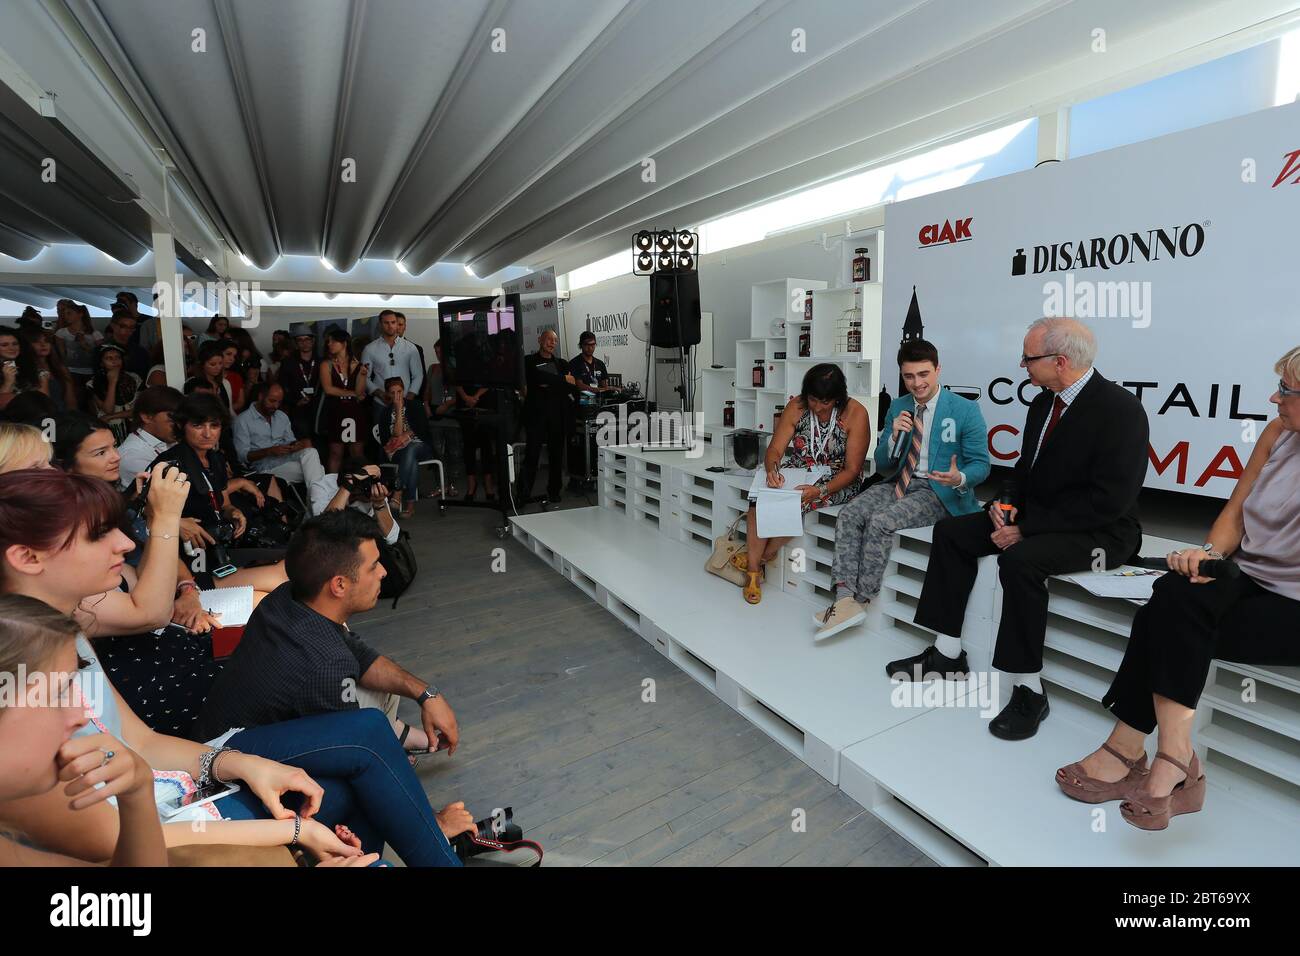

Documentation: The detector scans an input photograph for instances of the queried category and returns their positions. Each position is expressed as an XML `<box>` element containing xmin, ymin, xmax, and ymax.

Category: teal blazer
<box><xmin>872</xmin><ymin>387</ymin><xmax>990</xmax><ymax>516</ymax></box>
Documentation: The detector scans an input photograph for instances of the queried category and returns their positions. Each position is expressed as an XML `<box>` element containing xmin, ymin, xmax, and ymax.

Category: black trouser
<box><xmin>914</xmin><ymin>511</ymin><xmax>1138</xmax><ymax>673</ymax></box>
<box><xmin>1102</xmin><ymin>571</ymin><xmax>1300</xmax><ymax>734</ymax></box>
<box><xmin>459</xmin><ymin>416</ymin><xmax>498</xmax><ymax>483</ymax></box>
<box><xmin>520</xmin><ymin>405</ymin><xmax>566</xmax><ymax>501</ymax></box>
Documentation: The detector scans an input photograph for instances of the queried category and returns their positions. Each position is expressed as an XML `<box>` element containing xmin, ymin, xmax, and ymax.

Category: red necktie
<box><xmin>1041</xmin><ymin>394</ymin><xmax>1066</xmax><ymax>445</ymax></box>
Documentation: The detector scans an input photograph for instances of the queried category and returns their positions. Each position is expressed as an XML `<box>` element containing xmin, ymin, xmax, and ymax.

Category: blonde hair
<box><xmin>0</xmin><ymin>423</ymin><xmax>51</xmax><ymax>475</ymax></box>
<box><xmin>1275</xmin><ymin>346</ymin><xmax>1300</xmax><ymax>385</ymax></box>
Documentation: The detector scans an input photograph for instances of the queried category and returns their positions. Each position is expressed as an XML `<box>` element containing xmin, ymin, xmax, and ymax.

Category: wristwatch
<box><xmin>416</xmin><ymin>687</ymin><xmax>440</xmax><ymax>706</ymax></box>
<box><xmin>1200</xmin><ymin>541</ymin><xmax>1221</xmax><ymax>557</ymax></box>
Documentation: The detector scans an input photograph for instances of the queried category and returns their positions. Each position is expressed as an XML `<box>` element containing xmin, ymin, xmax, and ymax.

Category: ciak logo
<box><xmin>917</xmin><ymin>218</ymin><xmax>973</xmax><ymax>248</ymax></box>
<box><xmin>1272</xmin><ymin>148</ymin><xmax>1300</xmax><ymax>188</ymax></box>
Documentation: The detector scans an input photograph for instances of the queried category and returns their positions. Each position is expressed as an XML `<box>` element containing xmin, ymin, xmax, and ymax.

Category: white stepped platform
<box><xmin>511</xmin><ymin>507</ymin><xmax>948</xmax><ymax>786</ymax></box>
<box><xmin>838</xmin><ymin>691</ymin><xmax>1300</xmax><ymax>866</ymax></box>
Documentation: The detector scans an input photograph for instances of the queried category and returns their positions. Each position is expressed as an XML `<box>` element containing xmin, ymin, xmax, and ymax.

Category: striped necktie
<box><xmin>895</xmin><ymin>404</ymin><xmax>926</xmax><ymax>498</ymax></box>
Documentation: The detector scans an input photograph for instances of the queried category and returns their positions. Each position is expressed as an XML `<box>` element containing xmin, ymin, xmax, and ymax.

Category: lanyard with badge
<box><xmin>807</xmin><ymin>408</ymin><xmax>836</xmax><ymax>481</ymax></box>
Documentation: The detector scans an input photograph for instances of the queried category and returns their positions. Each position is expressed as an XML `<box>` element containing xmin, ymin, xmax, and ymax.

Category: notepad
<box><xmin>754</xmin><ymin>489</ymin><xmax>805</xmax><ymax>537</ymax></box>
<box><xmin>196</xmin><ymin>586</ymin><xmax>255</xmax><ymax>627</ymax></box>
<box><xmin>747</xmin><ymin>466</ymin><xmax>828</xmax><ymax>499</ymax></box>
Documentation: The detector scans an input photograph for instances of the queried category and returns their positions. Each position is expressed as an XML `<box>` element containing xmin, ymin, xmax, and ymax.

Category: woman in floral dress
<box><xmin>736</xmin><ymin>363</ymin><xmax>870</xmax><ymax>604</ymax></box>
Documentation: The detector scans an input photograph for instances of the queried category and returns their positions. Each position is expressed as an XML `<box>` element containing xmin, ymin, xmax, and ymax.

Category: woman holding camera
<box><xmin>1056</xmin><ymin>347</ymin><xmax>1300</xmax><ymax>830</ymax></box>
<box><xmin>0</xmin><ymin>595</ymin><xmax>167</xmax><ymax>867</ymax></box>
<box><xmin>0</xmin><ymin>468</ymin><xmax>475</xmax><ymax>865</ymax></box>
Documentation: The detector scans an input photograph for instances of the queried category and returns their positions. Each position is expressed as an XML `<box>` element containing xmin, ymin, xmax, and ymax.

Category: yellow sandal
<box><xmin>743</xmin><ymin>568</ymin><xmax>764</xmax><ymax>604</ymax></box>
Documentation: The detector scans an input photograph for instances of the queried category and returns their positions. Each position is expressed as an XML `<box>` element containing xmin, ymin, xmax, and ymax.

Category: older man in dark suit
<box><xmin>887</xmin><ymin>317</ymin><xmax>1149</xmax><ymax>740</ymax></box>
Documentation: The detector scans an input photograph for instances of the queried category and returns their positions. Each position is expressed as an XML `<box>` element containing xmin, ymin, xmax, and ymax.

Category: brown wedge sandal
<box><xmin>1055</xmin><ymin>743</ymin><xmax>1149</xmax><ymax>803</ymax></box>
<box><xmin>1120</xmin><ymin>752</ymin><xmax>1205</xmax><ymax>831</ymax></box>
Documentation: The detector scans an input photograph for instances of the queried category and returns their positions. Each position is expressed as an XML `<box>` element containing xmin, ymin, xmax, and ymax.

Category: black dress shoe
<box><xmin>885</xmin><ymin>644</ymin><xmax>970</xmax><ymax>681</ymax></box>
<box><xmin>989</xmin><ymin>684</ymin><xmax>1050</xmax><ymax>740</ymax></box>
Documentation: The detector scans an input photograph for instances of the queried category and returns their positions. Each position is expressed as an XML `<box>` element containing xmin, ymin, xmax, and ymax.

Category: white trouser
<box><xmin>254</xmin><ymin>447</ymin><xmax>326</xmax><ymax>487</ymax></box>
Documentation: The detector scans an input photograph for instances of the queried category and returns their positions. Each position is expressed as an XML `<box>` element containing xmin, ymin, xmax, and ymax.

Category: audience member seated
<box><xmin>376</xmin><ymin>376</ymin><xmax>432</xmax><ymax>518</ymax></box>
<box><xmin>19</xmin><ymin>326</ymin><xmax>78</xmax><ymax>413</ymax></box>
<box><xmin>815</xmin><ymin>339</ymin><xmax>990</xmax><ymax>639</ymax></box>
<box><xmin>892</xmin><ymin>318</ymin><xmax>1149</xmax><ymax>742</ymax></box>
<box><xmin>116</xmin><ymin>386</ymin><xmax>183</xmax><ymax>491</ymax></box>
<box><xmin>151</xmin><ymin>393</ymin><xmax>291</xmax><ymax>587</ymax></box>
<box><xmin>0</xmin><ymin>595</ymin><xmax>167</xmax><ymax>867</ymax></box>
<box><xmin>86</xmin><ymin>344</ymin><xmax>141</xmax><ymax>443</ymax></box>
<box><xmin>0</xmin><ymin>325</ymin><xmax>43</xmax><ymax>413</ymax></box>
<box><xmin>0</xmin><ymin>472</ymin><xmax>474</xmax><ymax>865</ymax></box>
<box><xmin>232</xmin><ymin>382</ymin><xmax>325</xmax><ymax>489</ymax></box>
<box><xmin>738</xmin><ymin>363</ymin><xmax>870</xmax><ymax>605</ymax></box>
<box><xmin>0</xmin><ymin>422</ymin><xmax>52</xmax><ymax>473</ymax></box>
<box><xmin>193</xmin><ymin>510</ymin><xmax>455</xmax><ymax>761</ymax></box>
<box><xmin>102</xmin><ymin>310</ymin><xmax>150</xmax><ymax>381</ymax></box>
<box><xmin>186</xmin><ymin>340</ymin><xmax>235</xmax><ymax>412</ymax></box>
<box><xmin>309</xmin><ymin>455</ymin><xmax>400</xmax><ymax>544</ymax></box>
<box><xmin>52</xmin><ymin>410</ymin><xmax>123</xmax><ymax>487</ymax></box>
<box><xmin>0</xmin><ymin>389</ymin><xmax>58</xmax><ymax>431</ymax></box>
<box><xmin>1056</xmin><ymin>346</ymin><xmax>1300</xmax><ymax>830</ymax></box>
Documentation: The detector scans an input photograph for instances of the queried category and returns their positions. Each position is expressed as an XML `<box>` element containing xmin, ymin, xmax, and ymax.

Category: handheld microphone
<box><xmin>996</xmin><ymin>480</ymin><xmax>1017</xmax><ymax>525</ymax></box>
<box><xmin>1136</xmin><ymin>555</ymin><xmax>1240</xmax><ymax>579</ymax></box>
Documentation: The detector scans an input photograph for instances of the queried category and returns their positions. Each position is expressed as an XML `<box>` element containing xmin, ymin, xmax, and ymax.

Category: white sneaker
<box><xmin>812</xmin><ymin>596</ymin><xmax>868</xmax><ymax>641</ymax></box>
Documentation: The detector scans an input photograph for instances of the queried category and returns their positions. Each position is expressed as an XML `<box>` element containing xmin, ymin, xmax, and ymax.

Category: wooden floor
<box><xmin>352</xmin><ymin>485</ymin><xmax>932</xmax><ymax>867</ymax></box>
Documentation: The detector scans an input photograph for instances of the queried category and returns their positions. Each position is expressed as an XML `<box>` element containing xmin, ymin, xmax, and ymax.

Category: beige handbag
<box><xmin>705</xmin><ymin>515</ymin><xmax>747</xmax><ymax>587</ymax></box>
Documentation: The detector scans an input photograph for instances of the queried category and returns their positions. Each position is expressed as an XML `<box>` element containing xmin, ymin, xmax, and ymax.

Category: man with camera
<box><xmin>308</xmin><ymin>455</ymin><xmax>401</xmax><ymax>544</ymax></box>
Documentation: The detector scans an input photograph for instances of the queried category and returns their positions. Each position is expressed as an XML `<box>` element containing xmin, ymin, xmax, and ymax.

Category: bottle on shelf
<box><xmin>798</xmin><ymin>327</ymin><xmax>811</xmax><ymax>357</ymax></box>
<box><xmin>773</xmin><ymin>404</ymin><xmax>785</xmax><ymax>432</ymax></box>
<box><xmin>752</xmin><ymin>359</ymin><xmax>765</xmax><ymax>388</ymax></box>
<box><xmin>847</xmin><ymin>320</ymin><xmax>862</xmax><ymax>354</ymax></box>
<box><xmin>723</xmin><ymin>400</ymin><xmax>735</xmax><ymax>428</ymax></box>
<box><xmin>852</xmin><ymin>247</ymin><xmax>871</xmax><ymax>282</ymax></box>
<box><xmin>803</xmin><ymin>291</ymin><xmax>813</xmax><ymax>322</ymax></box>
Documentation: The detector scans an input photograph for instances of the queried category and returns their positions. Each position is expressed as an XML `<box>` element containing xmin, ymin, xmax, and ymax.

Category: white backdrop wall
<box><xmin>563</xmin><ymin>229</ymin><xmax>853</xmax><ymax>392</ymax></box>
<box><xmin>882</xmin><ymin>100</ymin><xmax>1300</xmax><ymax>500</ymax></box>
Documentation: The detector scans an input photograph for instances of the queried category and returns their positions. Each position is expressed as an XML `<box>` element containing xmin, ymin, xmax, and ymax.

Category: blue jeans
<box><xmin>393</xmin><ymin>438</ymin><xmax>430</xmax><ymax>495</ymax></box>
<box><xmin>221</xmin><ymin>708</ymin><xmax>461</xmax><ymax>867</ymax></box>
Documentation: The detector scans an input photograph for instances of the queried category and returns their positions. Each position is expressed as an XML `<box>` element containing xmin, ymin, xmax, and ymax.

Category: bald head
<box><xmin>538</xmin><ymin>329</ymin><xmax>558</xmax><ymax>358</ymax></box>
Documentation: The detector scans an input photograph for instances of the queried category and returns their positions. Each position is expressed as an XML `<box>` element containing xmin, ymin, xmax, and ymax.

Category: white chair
<box><xmin>372</xmin><ymin>424</ymin><xmax>445</xmax><ymax>501</ymax></box>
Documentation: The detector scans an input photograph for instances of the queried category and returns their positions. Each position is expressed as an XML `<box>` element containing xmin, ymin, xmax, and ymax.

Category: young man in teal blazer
<box><xmin>815</xmin><ymin>339</ymin><xmax>990</xmax><ymax>639</ymax></box>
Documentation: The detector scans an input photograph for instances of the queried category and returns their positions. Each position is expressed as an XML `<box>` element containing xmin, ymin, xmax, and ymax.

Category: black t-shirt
<box><xmin>525</xmin><ymin>353</ymin><xmax>573</xmax><ymax>410</ymax></box>
<box><xmin>151</xmin><ymin>442</ymin><xmax>228</xmax><ymax>523</ymax></box>
<box><xmin>569</xmin><ymin>355</ymin><xmax>608</xmax><ymax>389</ymax></box>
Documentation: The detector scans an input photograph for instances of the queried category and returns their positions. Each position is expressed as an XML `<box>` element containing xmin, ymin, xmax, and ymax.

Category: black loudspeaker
<box><xmin>649</xmin><ymin>269</ymin><xmax>701</xmax><ymax>348</ymax></box>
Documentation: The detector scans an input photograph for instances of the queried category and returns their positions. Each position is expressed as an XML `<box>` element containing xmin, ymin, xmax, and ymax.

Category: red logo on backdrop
<box><xmin>1272</xmin><ymin>149</ymin><xmax>1300</xmax><ymax>188</ymax></box>
<box><xmin>525</xmin><ymin>279</ymin><xmax>535</xmax><ymax>289</ymax></box>
<box><xmin>918</xmin><ymin>218</ymin><xmax>973</xmax><ymax>247</ymax></box>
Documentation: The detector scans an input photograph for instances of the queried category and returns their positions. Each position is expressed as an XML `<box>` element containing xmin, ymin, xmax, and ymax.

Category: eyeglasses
<box><xmin>1020</xmin><ymin>352</ymin><xmax>1061</xmax><ymax>365</ymax></box>
<box><xmin>1278</xmin><ymin>379</ymin><xmax>1300</xmax><ymax>399</ymax></box>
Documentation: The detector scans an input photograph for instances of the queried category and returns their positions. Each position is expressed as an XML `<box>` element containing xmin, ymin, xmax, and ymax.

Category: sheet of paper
<box><xmin>1057</xmin><ymin>566</ymin><xmax>1164</xmax><ymax>601</ymax></box>
<box><xmin>747</xmin><ymin>466</ymin><xmax>827</xmax><ymax>499</ymax></box>
<box><xmin>197</xmin><ymin>586</ymin><xmax>255</xmax><ymax>627</ymax></box>
<box><xmin>754</xmin><ymin>489</ymin><xmax>805</xmax><ymax>537</ymax></box>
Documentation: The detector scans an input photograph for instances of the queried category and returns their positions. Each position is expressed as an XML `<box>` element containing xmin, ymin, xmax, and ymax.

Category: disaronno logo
<box><xmin>1011</xmin><ymin>222</ymin><xmax>1207</xmax><ymax>276</ymax></box>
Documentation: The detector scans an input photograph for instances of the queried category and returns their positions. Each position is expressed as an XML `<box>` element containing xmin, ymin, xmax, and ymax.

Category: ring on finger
<box><xmin>99</xmin><ymin>748</ymin><xmax>115</xmax><ymax>768</ymax></box>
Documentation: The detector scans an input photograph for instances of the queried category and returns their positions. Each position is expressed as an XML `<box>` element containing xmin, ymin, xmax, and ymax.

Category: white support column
<box><xmin>151</xmin><ymin>226</ymin><xmax>186</xmax><ymax>389</ymax></box>
<box><xmin>1036</xmin><ymin>107</ymin><xmax>1070</xmax><ymax>164</ymax></box>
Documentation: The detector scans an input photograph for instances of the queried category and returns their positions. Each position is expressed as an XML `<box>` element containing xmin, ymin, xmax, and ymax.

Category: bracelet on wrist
<box><xmin>175</xmin><ymin>581</ymin><xmax>199</xmax><ymax>598</ymax></box>
<box><xmin>289</xmin><ymin>813</ymin><xmax>301</xmax><ymax>848</ymax></box>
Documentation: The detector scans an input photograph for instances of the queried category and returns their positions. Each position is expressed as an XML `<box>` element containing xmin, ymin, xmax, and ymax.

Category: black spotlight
<box><xmin>655</xmin><ymin>230</ymin><xmax>676</xmax><ymax>252</ymax></box>
<box><xmin>657</xmin><ymin>251</ymin><xmax>675</xmax><ymax>271</ymax></box>
<box><xmin>676</xmin><ymin>230</ymin><xmax>695</xmax><ymax>251</ymax></box>
<box><xmin>634</xmin><ymin>230</ymin><xmax>654</xmax><ymax>252</ymax></box>
<box><xmin>675</xmin><ymin>251</ymin><xmax>695</xmax><ymax>271</ymax></box>
<box><xmin>634</xmin><ymin>250</ymin><xmax>655</xmax><ymax>275</ymax></box>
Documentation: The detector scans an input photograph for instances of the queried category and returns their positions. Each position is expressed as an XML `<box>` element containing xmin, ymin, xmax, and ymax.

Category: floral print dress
<box><xmin>780</xmin><ymin>404</ymin><xmax>865</xmax><ymax>515</ymax></box>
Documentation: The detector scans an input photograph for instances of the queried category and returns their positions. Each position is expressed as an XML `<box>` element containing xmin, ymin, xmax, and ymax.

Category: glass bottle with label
<box><xmin>852</xmin><ymin>247</ymin><xmax>871</xmax><ymax>282</ymax></box>
<box><xmin>773</xmin><ymin>404</ymin><xmax>785</xmax><ymax>432</ymax></box>
<box><xmin>847</xmin><ymin>320</ymin><xmax>862</xmax><ymax>354</ymax></box>
<box><xmin>752</xmin><ymin>360</ymin><xmax>765</xmax><ymax>388</ymax></box>
<box><xmin>723</xmin><ymin>400</ymin><xmax>735</xmax><ymax>428</ymax></box>
<box><xmin>804</xmin><ymin>292</ymin><xmax>813</xmax><ymax>322</ymax></box>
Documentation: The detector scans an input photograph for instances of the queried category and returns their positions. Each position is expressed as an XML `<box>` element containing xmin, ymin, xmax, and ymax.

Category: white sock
<box><xmin>1014</xmin><ymin>673</ymin><xmax>1043</xmax><ymax>695</ymax></box>
<box><xmin>934</xmin><ymin>635</ymin><xmax>961</xmax><ymax>659</ymax></box>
